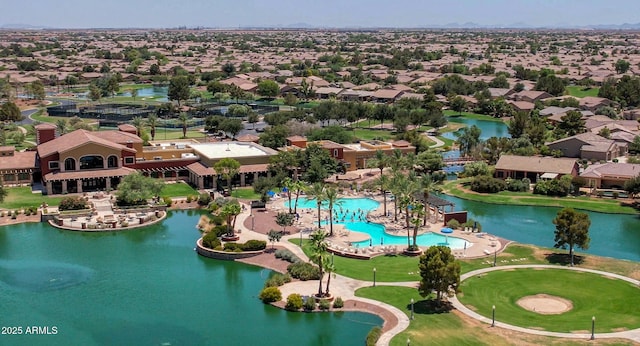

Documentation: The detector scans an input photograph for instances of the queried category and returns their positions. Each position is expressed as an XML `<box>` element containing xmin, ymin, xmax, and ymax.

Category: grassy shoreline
<box><xmin>442</xmin><ymin>178</ymin><xmax>638</xmax><ymax>214</ymax></box>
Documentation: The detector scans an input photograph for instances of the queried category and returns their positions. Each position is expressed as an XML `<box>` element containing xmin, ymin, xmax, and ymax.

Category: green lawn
<box><xmin>566</xmin><ymin>86</ymin><xmax>600</xmax><ymax>98</ymax></box>
<box><xmin>442</xmin><ymin>179</ymin><xmax>637</xmax><ymax>215</ymax></box>
<box><xmin>444</xmin><ymin>110</ymin><xmax>504</xmax><ymax>122</ymax></box>
<box><xmin>160</xmin><ymin>182</ymin><xmax>198</xmax><ymax>198</ymax></box>
<box><xmin>0</xmin><ymin>187</ymin><xmax>64</xmax><ymax>210</ymax></box>
<box><xmin>352</xmin><ymin>128</ymin><xmax>395</xmax><ymax>141</ymax></box>
<box><xmin>458</xmin><ymin>268</ymin><xmax>640</xmax><ymax>332</ymax></box>
<box><xmin>231</xmin><ymin>187</ymin><xmax>261</xmax><ymax>200</ymax></box>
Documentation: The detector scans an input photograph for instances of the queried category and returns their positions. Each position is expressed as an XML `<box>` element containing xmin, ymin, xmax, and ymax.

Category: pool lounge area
<box><xmin>286</xmin><ymin>197</ymin><xmax>487</xmax><ymax>258</ymax></box>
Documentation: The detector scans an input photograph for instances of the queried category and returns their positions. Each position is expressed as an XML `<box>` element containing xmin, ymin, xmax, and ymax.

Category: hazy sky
<box><xmin>2</xmin><ymin>0</ymin><xmax>637</xmax><ymax>28</ymax></box>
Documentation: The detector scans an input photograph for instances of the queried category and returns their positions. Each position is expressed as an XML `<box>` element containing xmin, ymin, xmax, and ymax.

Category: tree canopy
<box><xmin>168</xmin><ymin>75</ymin><xmax>191</xmax><ymax>106</ymax></box>
<box><xmin>418</xmin><ymin>246</ymin><xmax>461</xmax><ymax>301</ymax></box>
<box><xmin>115</xmin><ymin>172</ymin><xmax>164</xmax><ymax>206</ymax></box>
<box><xmin>552</xmin><ymin>207</ymin><xmax>591</xmax><ymax>266</ymax></box>
<box><xmin>214</xmin><ymin>158</ymin><xmax>241</xmax><ymax>195</ymax></box>
<box><xmin>257</xmin><ymin>79</ymin><xmax>280</xmax><ymax>98</ymax></box>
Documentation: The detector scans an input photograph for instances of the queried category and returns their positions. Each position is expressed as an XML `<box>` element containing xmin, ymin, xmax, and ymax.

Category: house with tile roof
<box><xmin>494</xmin><ymin>155</ymin><xmax>578</xmax><ymax>183</ymax></box>
<box><xmin>546</xmin><ymin>133</ymin><xmax>626</xmax><ymax>161</ymax></box>
<box><xmin>580</xmin><ymin>162</ymin><xmax>640</xmax><ymax>189</ymax></box>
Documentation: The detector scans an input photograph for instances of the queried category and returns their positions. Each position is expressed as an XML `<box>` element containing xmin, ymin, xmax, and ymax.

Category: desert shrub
<box><xmin>446</xmin><ymin>219</ymin><xmax>460</xmax><ymax>229</ymax></box>
<box><xmin>242</xmin><ymin>240</ymin><xmax>267</xmax><ymax>251</ymax></box>
<box><xmin>533</xmin><ymin>175</ymin><xmax>572</xmax><ymax>196</ymax></box>
<box><xmin>275</xmin><ymin>249</ymin><xmax>300</xmax><ymax>263</ymax></box>
<box><xmin>470</xmin><ymin>175</ymin><xmax>506</xmax><ymax>193</ymax></box>
<box><xmin>258</xmin><ymin>287</ymin><xmax>281</xmax><ymax>303</ymax></box>
<box><xmin>285</xmin><ymin>294</ymin><xmax>304</xmax><ymax>311</ymax></box>
<box><xmin>287</xmin><ymin>261</ymin><xmax>320</xmax><ymax>281</ymax></box>
<box><xmin>163</xmin><ymin>196</ymin><xmax>172</xmax><ymax>206</ymax></box>
<box><xmin>318</xmin><ymin>299</ymin><xmax>331</xmax><ymax>311</ymax></box>
<box><xmin>332</xmin><ymin>297</ymin><xmax>344</xmax><ymax>309</ymax></box>
<box><xmin>303</xmin><ymin>297</ymin><xmax>316</xmax><ymax>311</ymax></box>
<box><xmin>58</xmin><ymin>196</ymin><xmax>88</xmax><ymax>211</ymax></box>
<box><xmin>186</xmin><ymin>195</ymin><xmax>193</xmax><ymax>203</ymax></box>
<box><xmin>365</xmin><ymin>326</ymin><xmax>382</xmax><ymax>346</ymax></box>
<box><xmin>212</xmin><ymin>225</ymin><xmax>227</xmax><ymax>237</ymax></box>
<box><xmin>202</xmin><ymin>232</ymin><xmax>221</xmax><ymax>249</ymax></box>
<box><xmin>198</xmin><ymin>193</ymin><xmax>212</xmax><ymax>206</ymax></box>
<box><xmin>463</xmin><ymin>218</ymin><xmax>482</xmax><ymax>232</ymax></box>
<box><xmin>264</xmin><ymin>273</ymin><xmax>292</xmax><ymax>288</ymax></box>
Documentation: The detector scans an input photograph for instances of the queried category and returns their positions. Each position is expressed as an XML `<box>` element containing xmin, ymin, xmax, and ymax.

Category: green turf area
<box><xmin>444</xmin><ymin>110</ymin><xmax>505</xmax><ymax>122</ymax></box>
<box><xmin>442</xmin><ymin>179</ymin><xmax>637</xmax><ymax>214</ymax></box>
<box><xmin>231</xmin><ymin>188</ymin><xmax>261</xmax><ymax>200</ymax></box>
<box><xmin>160</xmin><ymin>182</ymin><xmax>198</xmax><ymax>198</ymax></box>
<box><xmin>357</xmin><ymin>286</ymin><xmax>521</xmax><ymax>345</ymax></box>
<box><xmin>352</xmin><ymin>128</ymin><xmax>395</xmax><ymax>141</ymax></box>
<box><xmin>566</xmin><ymin>86</ymin><xmax>600</xmax><ymax>98</ymax></box>
<box><xmin>459</xmin><ymin>244</ymin><xmax>547</xmax><ymax>273</ymax></box>
<box><xmin>458</xmin><ymin>268</ymin><xmax>640</xmax><ymax>332</ymax></box>
<box><xmin>0</xmin><ymin>187</ymin><xmax>64</xmax><ymax>210</ymax></box>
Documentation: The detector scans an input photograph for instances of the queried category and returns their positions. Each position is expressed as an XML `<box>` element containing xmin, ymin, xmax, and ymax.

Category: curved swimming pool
<box><xmin>288</xmin><ymin>197</ymin><xmax>469</xmax><ymax>249</ymax></box>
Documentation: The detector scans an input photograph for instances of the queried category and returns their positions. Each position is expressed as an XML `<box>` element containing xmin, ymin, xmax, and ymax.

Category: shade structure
<box><xmin>440</xmin><ymin>227</ymin><xmax>453</xmax><ymax>234</ymax></box>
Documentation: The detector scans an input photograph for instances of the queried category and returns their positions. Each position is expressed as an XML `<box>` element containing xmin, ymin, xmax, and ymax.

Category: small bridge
<box><xmin>443</xmin><ymin>157</ymin><xmax>482</xmax><ymax>166</ymax></box>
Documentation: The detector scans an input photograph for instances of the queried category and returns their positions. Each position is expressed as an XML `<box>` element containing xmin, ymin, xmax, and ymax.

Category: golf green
<box><xmin>458</xmin><ymin>268</ymin><xmax>640</xmax><ymax>333</ymax></box>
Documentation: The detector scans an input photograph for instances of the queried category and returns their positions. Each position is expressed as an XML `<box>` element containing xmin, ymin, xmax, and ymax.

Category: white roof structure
<box><xmin>189</xmin><ymin>142</ymin><xmax>276</xmax><ymax>160</ymax></box>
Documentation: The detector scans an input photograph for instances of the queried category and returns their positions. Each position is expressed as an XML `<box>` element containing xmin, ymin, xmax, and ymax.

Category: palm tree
<box><xmin>375</xmin><ymin>174</ymin><xmax>391</xmax><ymax>217</ymax></box>
<box><xmin>220</xmin><ymin>200</ymin><xmax>242</xmax><ymax>237</ymax></box>
<box><xmin>146</xmin><ymin>114</ymin><xmax>159</xmax><ymax>141</ymax></box>
<box><xmin>309</xmin><ymin>229</ymin><xmax>329</xmax><ymax>297</ymax></box>
<box><xmin>410</xmin><ymin>201</ymin><xmax>425</xmax><ymax>250</ymax></box>
<box><xmin>323</xmin><ymin>259</ymin><xmax>335</xmax><ymax>296</ymax></box>
<box><xmin>366</xmin><ymin>150</ymin><xmax>389</xmax><ymax>176</ymax></box>
<box><xmin>324</xmin><ymin>186</ymin><xmax>342</xmax><ymax>237</ymax></box>
<box><xmin>291</xmin><ymin>180</ymin><xmax>307</xmax><ymax>215</ymax></box>
<box><xmin>420</xmin><ymin>173</ymin><xmax>436</xmax><ymax>225</ymax></box>
<box><xmin>131</xmin><ymin>116</ymin><xmax>144</xmax><ymax>137</ymax></box>
<box><xmin>214</xmin><ymin>158</ymin><xmax>241</xmax><ymax>196</ymax></box>
<box><xmin>282</xmin><ymin>177</ymin><xmax>295</xmax><ymax>214</ymax></box>
<box><xmin>55</xmin><ymin>119</ymin><xmax>68</xmax><ymax>135</ymax></box>
<box><xmin>178</xmin><ymin>112</ymin><xmax>189</xmax><ymax>138</ymax></box>
<box><xmin>307</xmin><ymin>183</ymin><xmax>326</xmax><ymax>228</ymax></box>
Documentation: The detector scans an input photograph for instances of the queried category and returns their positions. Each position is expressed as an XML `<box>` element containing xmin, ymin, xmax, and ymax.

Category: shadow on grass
<box><xmin>545</xmin><ymin>252</ymin><xmax>585</xmax><ymax>266</ymax></box>
<box><xmin>407</xmin><ymin>298</ymin><xmax>454</xmax><ymax>315</ymax></box>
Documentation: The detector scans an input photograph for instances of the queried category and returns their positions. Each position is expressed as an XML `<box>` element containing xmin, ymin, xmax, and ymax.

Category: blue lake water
<box><xmin>289</xmin><ymin>198</ymin><xmax>469</xmax><ymax>249</ymax></box>
<box><xmin>0</xmin><ymin>211</ymin><xmax>382</xmax><ymax>346</ymax></box>
<box><xmin>443</xmin><ymin>117</ymin><xmax>510</xmax><ymax>141</ymax></box>
<box><xmin>438</xmin><ymin>194</ymin><xmax>640</xmax><ymax>262</ymax></box>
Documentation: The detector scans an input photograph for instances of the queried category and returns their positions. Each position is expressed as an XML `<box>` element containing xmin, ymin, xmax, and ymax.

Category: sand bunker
<box><xmin>516</xmin><ymin>294</ymin><xmax>573</xmax><ymax>315</ymax></box>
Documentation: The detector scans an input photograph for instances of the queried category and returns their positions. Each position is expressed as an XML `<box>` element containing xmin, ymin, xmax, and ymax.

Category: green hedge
<box><xmin>287</xmin><ymin>262</ymin><xmax>320</xmax><ymax>281</ymax></box>
<box><xmin>258</xmin><ymin>287</ymin><xmax>282</xmax><ymax>303</ymax></box>
<box><xmin>202</xmin><ymin>232</ymin><xmax>221</xmax><ymax>249</ymax></box>
<box><xmin>365</xmin><ymin>326</ymin><xmax>382</xmax><ymax>346</ymax></box>
<box><xmin>223</xmin><ymin>240</ymin><xmax>267</xmax><ymax>252</ymax></box>
<box><xmin>285</xmin><ymin>294</ymin><xmax>304</xmax><ymax>311</ymax></box>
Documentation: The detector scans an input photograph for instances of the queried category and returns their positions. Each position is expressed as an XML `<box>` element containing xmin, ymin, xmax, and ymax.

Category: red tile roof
<box><xmin>37</xmin><ymin>129</ymin><xmax>138</xmax><ymax>158</ymax></box>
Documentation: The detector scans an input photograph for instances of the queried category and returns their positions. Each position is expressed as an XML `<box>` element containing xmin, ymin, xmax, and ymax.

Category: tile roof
<box><xmin>37</xmin><ymin>129</ymin><xmax>138</xmax><ymax>158</ymax></box>
<box><xmin>495</xmin><ymin>155</ymin><xmax>577</xmax><ymax>175</ymax></box>
<box><xmin>44</xmin><ymin>167</ymin><xmax>136</xmax><ymax>181</ymax></box>
<box><xmin>580</xmin><ymin>163</ymin><xmax>640</xmax><ymax>179</ymax></box>
<box><xmin>0</xmin><ymin>151</ymin><xmax>37</xmax><ymax>170</ymax></box>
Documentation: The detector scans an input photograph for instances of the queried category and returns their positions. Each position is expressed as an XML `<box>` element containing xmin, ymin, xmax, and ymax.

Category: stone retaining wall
<box><xmin>195</xmin><ymin>238</ymin><xmax>264</xmax><ymax>260</ymax></box>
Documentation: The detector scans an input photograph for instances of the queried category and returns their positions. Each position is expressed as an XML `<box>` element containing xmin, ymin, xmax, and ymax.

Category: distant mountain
<box><xmin>1</xmin><ymin>23</ymin><xmax>54</xmax><ymax>29</ymax></box>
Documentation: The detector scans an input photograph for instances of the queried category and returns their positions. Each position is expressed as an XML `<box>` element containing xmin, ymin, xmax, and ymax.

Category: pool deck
<box><xmin>269</xmin><ymin>192</ymin><xmax>507</xmax><ymax>260</ymax></box>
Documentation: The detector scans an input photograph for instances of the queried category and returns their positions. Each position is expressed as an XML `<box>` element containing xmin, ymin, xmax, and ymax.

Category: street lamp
<box><xmin>591</xmin><ymin>316</ymin><xmax>595</xmax><ymax>340</ymax></box>
<box><xmin>251</xmin><ymin>214</ymin><xmax>255</xmax><ymax>231</ymax></box>
<box><xmin>410</xmin><ymin>298</ymin><xmax>414</xmax><ymax>320</ymax></box>
<box><xmin>491</xmin><ymin>305</ymin><xmax>496</xmax><ymax>327</ymax></box>
<box><xmin>373</xmin><ymin>268</ymin><xmax>376</xmax><ymax>287</ymax></box>
<box><xmin>493</xmin><ymin>249</ymin><xmax>497</xmax><ymax>267</ymax></box>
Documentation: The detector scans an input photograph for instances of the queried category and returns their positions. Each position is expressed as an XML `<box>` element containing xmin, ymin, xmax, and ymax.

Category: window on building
<box><xmin>333</xmin><ymin>149</ymin><xmax>338</xmax><ymax>157</ymax></box>
<box><xmin>4</xmin><ymin>174</ymin><xmax>15</xmax><ymax>181</ymax></box>
<box><xmin>64</xmin><ymin>158</ymin><xmax>76</xmax><ymax>171</ymax></box>
<box><xmin>18</xmin><ymin>173</ymin><xmax>30</xmax><ymax>181</ymax></box>
<box><xmin>124</xmin><ymin>157</ymin><xmax>134</xmax><ymax>165</ymax></box>
<box><xmin>107</xmin><ymin>155</ymin><xmax>118</xmax><ymax>168</ymax></box>
<box><xmin>49</xmin><ymin>161</ymin><xmax>59</xmax><ymax>170</ymax></box>
<box><xmin>79</xmin><ymin>155</ymin><xmax>104</xmax><ymax>170</ymax></box>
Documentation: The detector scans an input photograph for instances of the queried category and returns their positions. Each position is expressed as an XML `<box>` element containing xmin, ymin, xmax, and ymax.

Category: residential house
<box><xmin>546</xmin><ymin>133</ymin><xmax>625</xmax><ymax>161</ymax></box>
<box><xmin>0</xmin><ymin>146</ymin><xmax>38</xmax><ymax>185</ymax></box>
<box><xmin>580</xmin><ymin>162</ymin><xmax>640</xmax><ymax>189</ymax></box>
<box><xmin>579</xmin><ymin>96</ymin><xmax>611</xmax><ymax>112</ymax></box>
<box><xmin>511</xmin><ymin>90</ymin><xmax>553</xmax><ymax>103</ymax></box>
<box><xmin>494</xmin><ymin>155</ymin><xmax>578</xmax><ymax>183</ymax></box>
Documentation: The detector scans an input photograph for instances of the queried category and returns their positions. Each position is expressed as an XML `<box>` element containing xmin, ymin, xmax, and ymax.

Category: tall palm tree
<box><xmin>220</xmin><ymin>200</ymin><xmax>242</xmax><ymax>237</ymax></box>
<box><xmin>376</xmin><ymin>174</ymin><xmax>391</xmax><ymax>217</ymax></box>
<box><xmin>410</xmin><ymin>201</ymin><xmax>426</xmax><ymax>249</ymax></box>
<box><xmin>324</xmin><ymin>186</ymin><xmax>342</xmax><ymax>237</ymax></box>
<box><xmin>307</xmin><ymin>183</ymin><xmax>326</xmax><ymax>228</ymax></box>
<box><xmin>146</xmin><ymin>114</ymin><xmax>159</xmax><ymax>141</ymax></box>
<box><xmin>309</xmin><ymin>230</ymin><xmax>329</xmax><ymax>297</ymax></box>
<box><xmin>323</xmin><ymin>259</ymin><xmax>335</xmax><ymax>296</ymax></box>
<box><xmin>178</xmin><ymin>112</ymin><xmax>189</xmax><ymax>138</ymax></box>
<box><xmin>420</xmin><ymin>173</ymin><xmax>436</xmax><ymax>225</ymax></box>
<box><xmin>291</xmin><ymin>180</ymin><xmax>307</xmax><ymax>215</ymax></box>
<box><xmin>366</xmin><ymin>149</ymin><xmax>389</xmax><ymax>176</ymax></box>
<box><xmin>282</xmin><ymin>177</ymin><xmax>295</xmax><ymax>214</ymax></box>
<box><xmin>131</xmin><ymin>116</ymin><xmax>144</xmax><ymax>137</ymax></box>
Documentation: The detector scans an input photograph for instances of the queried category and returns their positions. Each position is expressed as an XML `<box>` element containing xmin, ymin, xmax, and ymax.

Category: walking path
<box><xmin>450</xmin><ymin>265</ymin><xmax>640</xmax><ymax>343</ymax></box>
<box><xmin>223</xmin><ymin>202</ymin><xmax>640</xmax><ymax>344</ymax></box>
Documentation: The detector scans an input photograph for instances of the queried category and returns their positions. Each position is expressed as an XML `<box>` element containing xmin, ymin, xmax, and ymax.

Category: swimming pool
<box><xmin>288</xmin><ymin>197</ymin><xmax>470</xmax><ymax>249</ymax></box>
